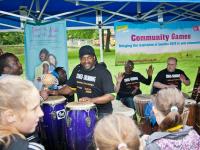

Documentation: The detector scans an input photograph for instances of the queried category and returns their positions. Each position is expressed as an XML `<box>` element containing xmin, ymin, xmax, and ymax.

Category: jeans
<box><xmin>98</xmin><ymin>112</ymin><xmax>111</xmax><ymax>120</ymax></box>
<box><xmin>121</xmin><ymin>97</ymin><xmax>135</xmax><ymax>109</ymax></box>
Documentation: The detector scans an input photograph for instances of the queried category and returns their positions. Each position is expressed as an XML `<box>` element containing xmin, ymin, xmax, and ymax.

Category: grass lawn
<box><xmin>2</xmin><ymin>45</ymin><xmax>200</xmax><ymax>96</ymax></box>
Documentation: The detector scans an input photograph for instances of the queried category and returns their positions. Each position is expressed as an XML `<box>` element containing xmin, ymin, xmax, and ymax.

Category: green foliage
<box><xmin>67</xmin><ymin>29</ymin><xmax>98</xmax><ymax>39</ymax></box>
<box><xmin>0</xmin><ymin>32</ymin><xmax>24</xmax><ymax>45</ymax></box>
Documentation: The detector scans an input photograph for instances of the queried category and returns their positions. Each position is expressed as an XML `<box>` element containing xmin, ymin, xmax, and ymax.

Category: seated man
<box><xmin>115</xmin><ymin>60</ymin><xmax>153</xmax><ymax>109</ymax></box>
<box><xmin>152</xmin><ymin>57</ymin><xmax>190</xmax><ymax>94</ymax></box>
<box><xmin>49</xmin><ymin>45</ymin><xmax>115</xmax><ymax>118</ymax></box>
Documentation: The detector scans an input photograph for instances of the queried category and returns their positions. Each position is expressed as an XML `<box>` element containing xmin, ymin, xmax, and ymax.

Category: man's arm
<box><xmin>180</xmin><ymin>74</ymin><xmax>190</xmax><ymax>86</ymax></box>
<box><xmin>79</xmin><ymin>93</ymin><xmax>114</xmax><ymax>104</ymax></box>
<box><xmin>48</xmin><ymin>86</ymin><xmax>75</xmax><ymax>96</ymax></box>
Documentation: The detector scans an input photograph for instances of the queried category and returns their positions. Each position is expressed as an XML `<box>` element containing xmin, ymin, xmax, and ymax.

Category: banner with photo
<box><xmin>24</xmin><ymin>20</ymin><xmax>68</xmax><ymax>81</ymax></box>
<box><xmin>114</xmin><ymin>21</ymin><xmax>200</xmax><ymax>65</ymax></box>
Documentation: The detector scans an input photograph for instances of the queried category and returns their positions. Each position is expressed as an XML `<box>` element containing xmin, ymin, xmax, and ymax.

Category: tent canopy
<box><xmin>0</xmin><ymin>0</ymin><xmax>200</xmax><ymax>31</ymax></box>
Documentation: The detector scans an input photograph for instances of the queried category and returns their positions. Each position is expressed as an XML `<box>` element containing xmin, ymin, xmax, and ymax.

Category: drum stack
<box><xmin>133</xmin><ymin>94</ymin><xmax>158</xmax><ymax>135</ymax></box>
<box><xmin>39</xmin><ymin>96</ymin><xmax>97</xmax><ymax>150</ymax></box>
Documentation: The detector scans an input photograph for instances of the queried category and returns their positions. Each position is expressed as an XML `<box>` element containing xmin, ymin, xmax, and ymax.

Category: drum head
<box><xmin>66</xmin><ymin>102</ymin><xmax>95</xmax><ymax>110</ymax></box>
<box><xmin>42</xmin><ymin>96</ymin><xmax>66</xmax><ymax>105</ymax></box>
<box><xmin>134</xmin><ymin>94</ymin><xmax>153</xmax><ymax>102</ymax></box>
<box><xmin>185</xmin><ymin>99</ymin><xmax>196</xmax><ymax>105</ymax></box>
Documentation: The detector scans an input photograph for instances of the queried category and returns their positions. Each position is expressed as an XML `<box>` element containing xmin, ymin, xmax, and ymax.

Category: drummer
<box><xmin>152</xmin><ymin>57</ymin><xmax>190</xmax><ymax>94</ymax></box>
<box><xmin>115</xmin><ymin>60</ymin><xmax>153</xmax><ymax>109</ymax></box>
<box><xmin>49</xmin><ymin>45</ymin><xmax>115</xmax><ymax>118</ymax></box>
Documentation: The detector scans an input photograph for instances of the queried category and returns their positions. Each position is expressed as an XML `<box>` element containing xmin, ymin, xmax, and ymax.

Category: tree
<box><xmin>105</xmin><ymin>29</ymin><xmax>111</xmax><ymax>52</ymax></box>
<box><xmin>67</xmin><ymin>29</ymin><xmax>96</xmax><ymax>39</ymax></box>
<box><xmin>0</xmin><ymin>32</ymin><xmax>24</xmax><ymax>45</ymax></box>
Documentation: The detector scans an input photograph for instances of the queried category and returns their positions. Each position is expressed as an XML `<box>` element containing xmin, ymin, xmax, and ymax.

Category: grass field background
<box><xmin>2</xmin><ymin>45</ymin><xmax>200</xmax><ymax>96</ymax></box>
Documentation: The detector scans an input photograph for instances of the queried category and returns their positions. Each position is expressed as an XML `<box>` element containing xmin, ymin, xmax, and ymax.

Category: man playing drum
<box><xmin>49</xmin><ymin>45</ymin><xmax>115</xmax><ymax>118</ymax></box>
<box><xmin>115</xmin><ymin>60</ymin><xmax>153</xmax><ymax>109</ymax></box>
<box><xmin>152</xmin><ymin>57</ymin><xmax>190</xmax><ymax>94</ymax></box>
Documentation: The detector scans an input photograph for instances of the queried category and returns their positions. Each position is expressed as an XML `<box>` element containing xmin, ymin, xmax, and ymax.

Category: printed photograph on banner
<box><xmin>24</xmin><ymin>20</ymin><xmax>68</xmax><ymax>89</ymax></box>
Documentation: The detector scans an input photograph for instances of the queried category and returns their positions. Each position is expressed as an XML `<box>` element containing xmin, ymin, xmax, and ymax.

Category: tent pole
<box><xmin>96</xmin><ymin>9</ymin><xmax>103</xmax><ymax>62</ymax></box>
<box><xmin>99</xmin><ymin>25</ymin><xmax>103</xmax><ymax>62</ymax></box>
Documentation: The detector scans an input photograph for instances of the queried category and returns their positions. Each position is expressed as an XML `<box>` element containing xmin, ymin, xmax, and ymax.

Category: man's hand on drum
<box><xmin>131</xmin><ymin>86</ymin><xmax>139</xmax><ymax>95</ymax></box>
<box><xmin>48</xmin><ymin>90</ymin><xmax>59</xmax><ymax>96</ymax></box>
<box><xmin>79</xmin><ymin>97</ymin><xmax>93</xmax><ymax>103</ymax></box>
<box><xmin>146</xmin><ymin>65</ymin><xmax>154</xmax><ymax>76</ymax></box>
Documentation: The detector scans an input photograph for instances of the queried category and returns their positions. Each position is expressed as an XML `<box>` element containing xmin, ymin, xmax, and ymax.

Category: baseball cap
<box><xmin>79</xmin><ymin>45</ymin><xmax>95</xmax><ymax>58</ymax></box>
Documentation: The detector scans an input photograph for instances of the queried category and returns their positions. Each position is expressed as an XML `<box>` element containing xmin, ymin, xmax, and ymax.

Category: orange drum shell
<box><xmin>134</xmin><ymin>94</ymin><xmax>153</xmax><ymax>117</ymax></box>
<box><xmin>185</xmin><ymin>100</ymin><xmax>197</xmax><ymax>126</ymax></box>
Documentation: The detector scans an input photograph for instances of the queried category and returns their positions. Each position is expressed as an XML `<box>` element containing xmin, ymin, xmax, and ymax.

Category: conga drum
<box><xmin>184</xmin><ymin>99</ymin><xmax>197</xmax><ymax>126</ymax></box>
<box><xmin>112</xmin><ymin>100</ymin><xmax>135</xmax><ymax>118</ymax></box>
<box><xmin>40</xmin><ymin>96</ymin><xmax>67</xmax><ymax>150</ymax></box>
<box><xmin>66</xmin><ymin>102</ymin><xmax>97</xmax><ymax>150</ymax></box>
<box><xmin>134</xmin><ymin>94</ymin><xmax>153</xmax><ymax>118</ymax></box>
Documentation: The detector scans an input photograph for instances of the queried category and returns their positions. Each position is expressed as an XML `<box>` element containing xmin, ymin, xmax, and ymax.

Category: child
<box><xmin>0</xmin><ymin>75</ymin><xmax>44</xmax><ymax>150</ymax></box>
<box><xmin>144</xmin><ymin>88</ymin><xmax>200</xmax><ymax>150</ymax></box>
<box><xmin>94</xmin><ymin>114</ymin><xmax>141</xmax><ymax>150</ymax></box>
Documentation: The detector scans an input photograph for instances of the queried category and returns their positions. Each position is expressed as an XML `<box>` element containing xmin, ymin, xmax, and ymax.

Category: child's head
<box><xmin>48</xmin><ymin>54</ymin><xmax>57</xmax><ymax>66</ymax></box>
<box><xmin>39</xmin><ymin>48</ymin><xmax>49</xmax><ymax>62</ymax></box>
<box><xmin>94</xmin><ymin>114</ymin><xmax>140</xmax><ymax>150</ymax></box>
<box><xmin>153</xmin><ymin>88</ymin><xmax>184</xmax><ymax>131</ymax></box>
<box><xmin>54</xmin><ymin>67</ymin><xmax>67</xmax><ymax>85</ymax></box>
<box><xmin>0</xmin><ymin>76</ymin><xmax>43</xmax><ymax>140</ymax></box>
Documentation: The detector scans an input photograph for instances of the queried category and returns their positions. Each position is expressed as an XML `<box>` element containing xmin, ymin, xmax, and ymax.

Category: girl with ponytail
<box><xmin>94</xmin><ymin>114</ymin><xmax>142</xmax><ymax>150</ymax></box>
<box><xmin>144</xmin><ymin>88</ymin><xmax>200</xmax><ymax>150</ymax></box>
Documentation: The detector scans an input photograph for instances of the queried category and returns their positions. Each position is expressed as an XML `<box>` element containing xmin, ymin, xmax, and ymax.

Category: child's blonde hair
<box><xmin>94</xmin><ymin>114</ymin><xmax>140</xmax><ymax>150</ymax></box>
<box><xmin>154</xmin><ymin>88</ymin><xmax>184</xmax><ymax>131</ymax></box>
<box><xmin>0</xmin><ymin>75</ymin><xmax>39</xmax><ymax>145</ymax></box>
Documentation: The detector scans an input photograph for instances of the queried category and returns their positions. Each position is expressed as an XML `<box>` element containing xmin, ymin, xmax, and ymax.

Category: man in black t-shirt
<box><xmin>49</xmin><ymin>45</ymin><xmax>115</xmax><ymax>118</ymax></box>
<box><xmin>152</xmin><ymin>57</ymin><xmax>190</xmax><ymax>94</ymax></box>
<box><xmin>115</xmin><ymin>60</ymin><xmax>153</xmax><ymax>109</ymax></box>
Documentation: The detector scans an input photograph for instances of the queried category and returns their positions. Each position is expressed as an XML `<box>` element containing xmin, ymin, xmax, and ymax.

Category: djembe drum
<box><xmin>66</xmin><ymin>102</ymin><xmax>97</xmax><ymax>150</ymax></box>
<box><xmin>133</xmin><ymin>94</ymin><xmax>158</xmax><ymax>134</ymax></box>
<box><xmin>134</xmin><ymin>94</ymin><xmax>153</xmax><ymax>118</ymax></box>
<box><xmin>183</xmin><ymin>99</ymin><xmax>197</xmax><ymax>126</ymax></box>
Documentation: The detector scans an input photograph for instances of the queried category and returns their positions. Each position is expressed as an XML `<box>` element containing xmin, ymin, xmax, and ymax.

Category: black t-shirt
<box><xmin>67</xmin><ymin>64</ymin><xmax>115</xmax><ymax>113</ymax></box>
<box><xmin>152</xmin><ymin>68</ymin><xmax>190</xmax><ymax>94</ymax></box>
<box><xmin>0</xmin><ymin>135</ymin><xmax>45</xmax><ymax>150</ymax></box>
<box><xmin>117</xmin><ymin>71</ymin><xmax>152</xmax><ymax>98</ymax></box>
